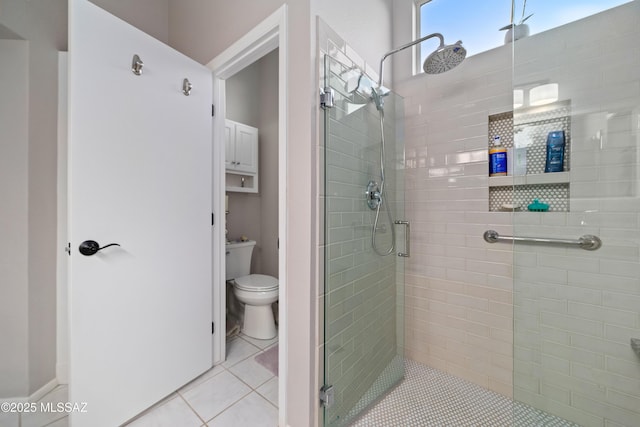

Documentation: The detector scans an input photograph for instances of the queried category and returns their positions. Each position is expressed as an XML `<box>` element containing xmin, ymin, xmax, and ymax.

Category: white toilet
<box><xmin>225</xmin><ymin>240</ymin><xmax>279</xmax><ymax>339</ymax></box>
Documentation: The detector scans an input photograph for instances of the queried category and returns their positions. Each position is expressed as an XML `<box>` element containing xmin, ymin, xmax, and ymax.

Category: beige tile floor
<box><xmin>8</xmin><ymin>333</ymin><xmax>278</xmax><ymax>427</ymax></box>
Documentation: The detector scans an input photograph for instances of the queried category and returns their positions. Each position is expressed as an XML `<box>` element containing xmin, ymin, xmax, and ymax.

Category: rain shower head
<box><xmin>423</xmin><ymin>40</ymin><xmax>466</xmax><ymax>74</ymax></box>
<box><xmin>376</xmin><ymin>33</ymin><xmax>466</xmax><ymax>89</ymax></box>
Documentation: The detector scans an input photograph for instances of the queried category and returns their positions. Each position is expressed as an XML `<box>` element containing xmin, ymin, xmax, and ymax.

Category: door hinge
<box><xmin>320</xmin><ymin>385</ymin><xmax>334</xmax><ymax>408</ymax></box>
<box><xmin>320</xmin><ymin>87</ymin><xmax>334</xmax><ymax>109</ymax></box>
<box><xmin>212</xmin><ymin>212</ymin><xmax>214</xmax><ymax>226</ymax></box>
<box><xmin>212</xmin><ymin>322</ymin><xmax>215</xmax><ymax>334</ymax></box>
<box><xmin>65</xmin><ymin>242</ymin><xmax>71</xmax><ymax>256</ymax></box>
<box><xmin>212</xmin><ymin>104</ymin><xmax>215</xmax><ymax>116</ymax></box>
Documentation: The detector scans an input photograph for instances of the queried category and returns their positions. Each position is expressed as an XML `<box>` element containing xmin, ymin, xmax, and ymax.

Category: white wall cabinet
<box><xmin>225</xmin><ymin>120</ymin><xmax>258</xmax><ymax>174</ymax></box>
<box><xmin>225</xmin><ymin>119</ymin><xmax>258</xmax><ymax>193</ymax></box>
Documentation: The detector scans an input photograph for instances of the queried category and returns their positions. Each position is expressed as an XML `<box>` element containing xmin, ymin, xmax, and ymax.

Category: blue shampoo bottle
<box><xmin>545</xmin><ymin>131</ymin><xmax>565</xmax><ymax>173</ymax></box>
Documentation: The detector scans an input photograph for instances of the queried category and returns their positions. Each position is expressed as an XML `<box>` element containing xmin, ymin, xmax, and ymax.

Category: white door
<box><xmin>68</xmin><ymin>1</ymin><xmax>212</xmax><ymax>426</ymax></box>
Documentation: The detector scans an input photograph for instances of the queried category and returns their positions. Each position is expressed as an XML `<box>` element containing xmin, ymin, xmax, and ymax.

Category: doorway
<box><xmin>213</xmin><ymin>47</ymin><xmax>281</xmax><ymax>421</ymax></box>
<box><xmin>207</xmin><ymin>6</ymin><xmax>288</xmax><ymax>426</ymax></box>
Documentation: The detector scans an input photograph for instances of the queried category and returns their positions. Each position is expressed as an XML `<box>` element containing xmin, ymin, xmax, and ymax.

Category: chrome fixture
<box><xmin>372</xmin><ymin>33</ymin><xmax>466</xmax><ymax>111</ymax></box>
<box><xmin>320</xmin><ymin>384</ymin><xmax>335</xmax><ymax>408</ymax></box>
<box><xmin>369</xmin><ymin>106</ymin><xmax>397</xmax><ymax>257</ymax></box>
<box><xmin>483</xmin><ymin>230</ymin><xmax>602</xmax><ymax>251</ymax></box>
<box><xmin>394</xmin><ymin>220</ymin><xmax>411</xmax><ymax>258</ymax></box>
<box><xmin>366</xmin><ymin>180</ymin><xmax>382</xmax><ymax>210</ymax></box>
<box><xmin>423</xmin><ymin>39</ymin><xmax>466</xmax><ymax>74</ymax></box>
<box><xmin>368</xmin><ymin>32</ymin><xmax>465</xmax><ymax>256</ymax></box>
<box><xmin>182</xmin><ymin>78</ymin><xmax>192</xmax><ymax>96</ymax></box>
<box><xmin>374</xmin><ymin>33</ymin><xmax>466</xmax><ymax>109</ymax></box>
<box><xmin>320</xmin><ymin>87</ymin><xmax>335</xmax><ymax>109</ymax></box>
<box><xmin>131</xmin><ymin>54</ymin><xmax>143</xmax><ymax>75</ymax></box>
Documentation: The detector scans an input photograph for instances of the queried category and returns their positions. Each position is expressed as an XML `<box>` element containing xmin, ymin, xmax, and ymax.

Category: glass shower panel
<box><xmin>512</xmin><ymin>2</ymin><xmax>640</xmax><ymax>426</ymax></box>
<box><xmin>322</xmin><ymin>53</ymin><xmax>405</xmax><ymax>427</ymax></box>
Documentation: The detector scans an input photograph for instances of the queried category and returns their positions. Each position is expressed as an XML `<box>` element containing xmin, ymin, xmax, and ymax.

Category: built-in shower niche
<box><xmin>488</xmin><ymin>101</ymin><xmax>571</xmax><ymax>212</ymax></box>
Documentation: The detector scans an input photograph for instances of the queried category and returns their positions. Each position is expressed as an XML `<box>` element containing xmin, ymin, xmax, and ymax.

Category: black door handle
<box><xmin>79</xmin><ymin>240</ymin><xmax>121</xmax><ymax>256</ymax></box>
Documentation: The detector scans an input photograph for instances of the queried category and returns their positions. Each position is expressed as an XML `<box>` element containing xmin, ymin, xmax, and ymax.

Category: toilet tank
<box><xmin>225</xmin><ymin>240</ymin><xmax>256</xmax><ymax>280</ymax></box>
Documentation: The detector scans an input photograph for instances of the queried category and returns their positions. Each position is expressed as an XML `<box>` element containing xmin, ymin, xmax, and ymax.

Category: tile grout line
<box><xmin>253</xmin><ymin>385</ymin><xmax>279</xmax><ymax>410</ymax></box>
<box><xmin>176</xmin><ymin>393</ymin><xmax>207</xmax><ymax>426</ymax></box>
<box><xmin>226</xmin><ymin>366</ymin><xmax>276</xmax><ymax>395</ymax></box>
<box><xmin>26</xmin><ymin>339</ymin><xmax>278</xmax><ymax>427</ymax></box>
<box><xmin>200</xmin><ymin>389</ymin><xmax>254</xmax><ymax>425</ymax></box>
<box><xmin>224</xmin><ymin>336</ymin><xmax>280</xmax><ymax>410</ymax></box>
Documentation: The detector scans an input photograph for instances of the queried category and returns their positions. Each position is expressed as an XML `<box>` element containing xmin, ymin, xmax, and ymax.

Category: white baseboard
<box><xmin>2</xmin><ymin>378</ymin><xmax>59</xmax><ymax>404</ymax></box>
<box><xmin>28</xmin><ymin>378</ymin><xmax>59</xmax><ymax>402</ymax></box>
<box><xmin>1</xmin><ymin>396</ymin><xmax>28</xmax><ymax>404</ymax></box>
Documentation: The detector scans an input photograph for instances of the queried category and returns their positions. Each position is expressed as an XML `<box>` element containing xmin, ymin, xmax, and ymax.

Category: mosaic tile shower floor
<box><xmin>351</xmin><ymin>359</ymin><xmax>578</xmax><ymax>427</ymax></box>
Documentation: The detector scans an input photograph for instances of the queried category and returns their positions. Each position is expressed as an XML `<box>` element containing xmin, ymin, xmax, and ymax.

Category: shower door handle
<box><xmin>394</xmin><ymin>220</ymin><xmax>410</xmax><ymax>258</ymax></box>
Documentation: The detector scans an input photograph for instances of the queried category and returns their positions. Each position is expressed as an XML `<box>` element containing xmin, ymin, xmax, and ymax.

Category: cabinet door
<box><xmin>224</xmin><ymin>121</ymin><xmax>234</xmax><ymax>169</ymax></box>
<box><xmin>234</xmin><ymin>122</ymin><xmax>258</xmax><ymax>174</ymax></box>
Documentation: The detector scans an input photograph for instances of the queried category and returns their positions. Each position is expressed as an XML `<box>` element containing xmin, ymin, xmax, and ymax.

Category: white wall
<box><xmin>0</xmin><ymin>0</ymin><xmax>68</xmax><ymax>397</ymax></box>
<box><xmin>0</xmin><ymin>0</ymin><xmax>171</xmax><ymax>399</ymax></box>
<box><xmin>396</xmin><ymin>43</ymin><xmax>515</xmax><ymax>396</ymax></box>
<box><xmin>91</xmin><ymin>0</ymin><xmax>169</xmax><ymax>43</ymax></box>
<box><xmin>256</xmin><ymin>50</ymin><xmax>280</xmax><ymax>279</ymax></box>
<box><xmin>0</xmin><ymin>39</ymin><xmax>30</xmax><ymax>398</ymax></box>
<box><xmin>390</xmin><ymin>0</ymin><xmax>415</xmax><ymax>85</ymax></box>
<box><xmin>226</xmin><ymin>55</ymin><xmax>262</xmax><ymax>262</ymax></box>
<box><xmin>311</xmin><ymin>0</ymin><xmax>393</xmax><ymax>68</ymax></box>
<box><xmin>226</xmin><ymin>49</ymin><xmax>279</xmax><ymax>277</ymax></box>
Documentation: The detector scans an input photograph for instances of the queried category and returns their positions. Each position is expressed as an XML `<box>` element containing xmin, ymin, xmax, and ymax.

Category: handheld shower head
<box><xmin>423</xmin><ymin>41</ymin><xmax>466</xmax><ymax>74</ymax></box>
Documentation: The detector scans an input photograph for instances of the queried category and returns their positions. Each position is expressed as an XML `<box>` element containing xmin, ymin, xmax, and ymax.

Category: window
<box><xmin>415</xmin><ymin>0</ymin><xmax>632</xmax><ymax>73</ymax></box>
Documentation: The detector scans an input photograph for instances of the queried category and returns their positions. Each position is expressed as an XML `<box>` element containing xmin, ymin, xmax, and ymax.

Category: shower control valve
<box><xmin>366</xmin><ymin>180</ymin><xmax>382</xmax><ymax>210</ymax></box>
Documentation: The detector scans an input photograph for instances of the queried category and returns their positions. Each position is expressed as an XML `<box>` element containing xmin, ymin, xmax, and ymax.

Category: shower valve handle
<box><xmin>366</xmin><ymin>180</ymin><xmax>382</xmax><ymax>210</ymax></box>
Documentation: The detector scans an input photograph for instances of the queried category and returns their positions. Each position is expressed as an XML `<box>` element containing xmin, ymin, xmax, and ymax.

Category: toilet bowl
<box><xmin>226</xmin><ymin>241</ymin><xmax>279</xmax><ymax>339</ymax></box>
<box><xmin>233</xmin><ymin>274</ymin><xmax>278</xmax><ymax>339</ymax></box>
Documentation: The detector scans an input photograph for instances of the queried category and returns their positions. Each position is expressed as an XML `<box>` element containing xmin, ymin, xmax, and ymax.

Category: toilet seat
<box><xmin>234</xmin><ymin>274</ymin><xmax>279</xmax><ymax>292</ymax></box>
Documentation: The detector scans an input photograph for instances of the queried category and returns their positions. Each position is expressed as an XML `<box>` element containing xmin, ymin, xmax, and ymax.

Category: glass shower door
<box><xmin>322</xmin><ymin>53</ymin><xmax>406</xmax><ymax>426</ymax></box>
<box><xmin>511</xmin><ymin>2</ymin><xmax>640</xmax><ymax>426</ymax></box>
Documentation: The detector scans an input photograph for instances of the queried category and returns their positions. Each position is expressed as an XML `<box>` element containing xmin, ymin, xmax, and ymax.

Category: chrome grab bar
<box><xmin>483</xmin><ymin>230</ymin><xmax>602</xmax><ymax>251</ymax></box>
<box><xmin>394</xmin><ymin>220</ymin><xmax>410</xmax><ymax>257</ymax></box>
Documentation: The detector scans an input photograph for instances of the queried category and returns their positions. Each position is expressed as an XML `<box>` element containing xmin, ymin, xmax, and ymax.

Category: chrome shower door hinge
<box><xmin>320</xmin><ymin>384</ymin><xmax>335</xmax><ymax>408</ymax></box>
<box><xmin>320</xmin><ymin>87</ymin><xmax>334</xmax><ymax>109</ymax></box>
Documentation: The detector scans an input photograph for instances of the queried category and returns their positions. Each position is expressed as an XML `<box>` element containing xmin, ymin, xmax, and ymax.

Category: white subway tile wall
<box><xmin>396</xmin><ymin>40</ymin><xmax>515</xmax><ymax>399</ymax></box>
<box><xmin>396</xmin><ymin>2</ymin><xmax>640</xmax><ymax>426</ymax></box>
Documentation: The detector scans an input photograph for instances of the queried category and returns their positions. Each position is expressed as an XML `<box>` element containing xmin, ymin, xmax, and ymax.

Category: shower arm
<box><xmin>377</xmin><ymin>32</ymin><xmax>444</xmax><ymax>88</ymax></box>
